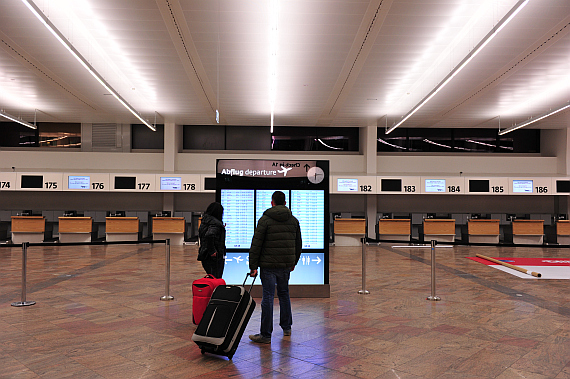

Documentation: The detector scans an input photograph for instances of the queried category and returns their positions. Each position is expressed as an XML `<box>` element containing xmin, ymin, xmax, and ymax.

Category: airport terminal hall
<box><xmin>3</xmin><ymin>0</ymin><xmax>570</xmax><ymax>378</ymax></box>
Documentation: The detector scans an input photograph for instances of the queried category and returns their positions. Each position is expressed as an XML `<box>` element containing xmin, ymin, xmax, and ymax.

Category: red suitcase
<box><xmin>192</xmin><ymin>274</ymin><xmax>226</xmax><ymax>325</ymax></box>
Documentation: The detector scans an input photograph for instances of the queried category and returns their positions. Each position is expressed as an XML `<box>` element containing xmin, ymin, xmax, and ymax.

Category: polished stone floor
<box><xmin>1</xmin><ymin>242</ymin><xmax>570</xmax><ymax>378</ymax></box>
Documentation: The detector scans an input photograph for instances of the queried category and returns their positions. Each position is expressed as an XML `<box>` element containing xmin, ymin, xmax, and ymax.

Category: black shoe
<box><xmin>249</xmin><ymin>334</ymin><xmax>271</xmax><ymax>344</ymax></box>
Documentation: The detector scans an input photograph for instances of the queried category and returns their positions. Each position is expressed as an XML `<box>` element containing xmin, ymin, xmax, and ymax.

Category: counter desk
<box><xmin>423</xmin><ymin>219</ymin><xmax>456</xmax><ymax>243</ymax></box>
<box><xmin>334</xmin><ymin>218</ymin><xmax>366</xmax><ymax>246</ymax></box>
<box><xmin>11</xmin><ymin>216</ymin><xmax>45</xmax><ymax>243</ymax></box>
<box><xmin>556</xmin><ymin>220</ymin><xmax>570</xmax><ymax>245</ymax></box>
<box><xmin>512</xmin><ymin>219</ymin><xmax>544</xmax><ymax>245</ymax></box>
<box><xmin>58</xmin><ymin>217</ymin><xmax>93</xmax><ymax>243</ymax></box>
<box><xmin>153</xmin><ymin>217</ymin><xmax>185</xmax><ymax>245</ymax></box>
<box><xmin>378</xmin><ymin>219</ymin><xmax>411</xmax><ymax>241</ymax></box>
<box><xmin>105</xmin><ymin>217</ymin><xmax>139</xmax><ymax>242</ymax></box>
<box><xmin>467</xmin><ymin>219</ymin><xmax>500</xmax><ymax>244</ymax></box>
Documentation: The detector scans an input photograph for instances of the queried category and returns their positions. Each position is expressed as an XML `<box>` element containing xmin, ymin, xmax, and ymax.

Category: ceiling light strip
<box><xmin>386</xmin><ymin>0</ymin><xmax>529</xmax><ymax>134</ymax></box>
<box><xmin>498</xmin><ymin>103</ymin><xmax>570</xmax><ymax>135</ymax></box>
<box><xmin>21</xmin><ymin>0</ymin><xmax>156</xmax><ymax>131</ymax></box>
<box><xmin>269</xmin><ymin>0</ymin><xmax>278</xmax><ymax>133</ymax></box>
<box><xmin>0</xmin><ymin>109</ymin><xmax>37</xmax><ymax>129</ymax></box>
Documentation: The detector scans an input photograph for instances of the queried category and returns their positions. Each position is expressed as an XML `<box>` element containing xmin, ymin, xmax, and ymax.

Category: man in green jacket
<box><xmin>249</xmin><ymin>191</ymin><xmax>302</xmax><ymax>344</ymax></box>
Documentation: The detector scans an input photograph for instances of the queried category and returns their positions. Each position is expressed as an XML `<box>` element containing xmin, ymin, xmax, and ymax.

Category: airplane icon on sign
<box><xmin>277</xmin><ymin>166</ymin><xmax>292</xmax><ymax>176</ymax></box>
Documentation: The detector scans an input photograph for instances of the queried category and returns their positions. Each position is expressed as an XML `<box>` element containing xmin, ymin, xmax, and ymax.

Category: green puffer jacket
<box><xmin>249</xmin><ymin>205</ymin><xmax>302</xmax><ymax>270</ymax></box>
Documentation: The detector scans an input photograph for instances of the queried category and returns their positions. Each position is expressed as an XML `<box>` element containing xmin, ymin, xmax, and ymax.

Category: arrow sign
<box><xmin>312</xmin><ymin>257</ymin><xmax>322</xmax><ymax>264</ymax></box>
<box><xmin>304</xmin><ymin>164</ymin><xmax>311</xmax><ymax>172</ymax></box>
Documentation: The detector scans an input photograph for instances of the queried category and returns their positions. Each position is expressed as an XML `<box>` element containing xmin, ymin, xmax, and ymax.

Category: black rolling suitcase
<box><xmin>192</xmin><ymin>273</ymin><xmax>256</xmax><ymax>359</ymax></box>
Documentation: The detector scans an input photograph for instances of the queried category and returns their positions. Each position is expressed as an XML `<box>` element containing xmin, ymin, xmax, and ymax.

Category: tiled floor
<box><xmin>1</xmin><ymin>242</ymin><xmax>570</xmax><ymax>378</ymax></box>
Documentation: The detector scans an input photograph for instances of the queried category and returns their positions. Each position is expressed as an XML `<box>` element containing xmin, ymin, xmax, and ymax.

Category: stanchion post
<box><xmin>427</xmin><ymin>239</ymin><xmax>441</xmax><ymax>301</ymax></box>
<box><xmin>358</xmin><ymin>236</ymin><xmax>370</xmax><ymax>295</ymax></box>
<box><xmin>12</xmin><ymin>242</ymin><xmax>36</xmax><ymax>307</ymax></box>
<box><xmin>160</xmin><ymin>239</ymin><xmax>174</xmax><ymax>301</ymax></box>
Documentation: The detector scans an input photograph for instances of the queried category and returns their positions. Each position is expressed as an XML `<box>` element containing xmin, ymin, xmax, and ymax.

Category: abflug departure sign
<box><xmin>217</xmin><ymin>160</ymin><xmax>317</xmax><ymax>178</ymax></box>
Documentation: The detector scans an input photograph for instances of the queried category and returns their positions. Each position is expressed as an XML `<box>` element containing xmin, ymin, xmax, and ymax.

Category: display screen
<box><xmin>425</xmin><ymin>179</ymin><xmax>446</xmax><ymax>192</ymax></box>
<box><xmin>469</xmin><ymin>180</ymin><xmax>489</xmax><ymax>193</ymax></box>
<box><xmin>291</xmin><ymin>190</ymin><xmax>325</xmax><ymax>249</ymax></box>
<box><xmin>204</xmin><ymin>177</ymin><xmax>216</xmax><ymax>190</ymax></box>
<box><xmin>21</xmin><ymin>175</ymin><xmax>43</xmax><ymax>189</ymax></box>
<box><xmin>160</xmin><ymin>177</ymin><xmax>181</xmax><ymax>190</ymax></box>
<box><xmin>221</xmin><ymin>189</ymin><xmax>324</xmax><ymax>250</ymax></box>
<box><xmin>513</xmin><ymin>180</ymin><xmax>533</xmax><ymax>193</ymax></box>
<box><xmin>114</xmin><ymin>176</ymin><xmax>136</xmax><ymax>190</ymax></box>
<box><xmin>221</xmin><ymin>189</ymin><xmax>255</xmax><ymax>249</ymax></box>
<box><xmin>337</xmin><ymin>178</ymin><xmax>358</xmax><ymax>192</ymax></box>
<box><xmin>557</xmin><ymin>180</ymin><xmax>570</xmax><ymax>193</ymax></box>
<box><xmin>381</xmin><ymin>179</ymin><xmax>402</xmax><ymax>192</ymax></box>
<box><xmin>255</xmin><ymin>190</ymin><xmax>289</xmax><ymax>226</ymax></box>
<box><xmin>216</xmin><ymin>159</ymin><xmax>329</xmax><ymax>286</ymax></box>
<box><xmin>223</xmin><ymin>252</ymin><xmax>325</xmax><ymax>285</ymax></box>
<box><xmin>68</xmin><ymin>176</ymin><xmax>90</xmax><ymax>190</ymax></box>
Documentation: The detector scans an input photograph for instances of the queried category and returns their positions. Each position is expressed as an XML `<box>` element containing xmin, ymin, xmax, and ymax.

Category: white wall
<box><xmin>376</xmin><ymin>155</ymin><xmax>558</xmax><ymax>176</ymax></box>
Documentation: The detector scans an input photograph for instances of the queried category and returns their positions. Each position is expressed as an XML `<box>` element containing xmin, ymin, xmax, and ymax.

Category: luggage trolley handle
<box><xmin>243</xmin><ymin>273</ymin><xmax>257</xmax><ymax>294</ymax></box>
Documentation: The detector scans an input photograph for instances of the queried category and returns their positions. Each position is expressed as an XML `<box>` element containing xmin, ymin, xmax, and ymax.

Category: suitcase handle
<box><xmin>243</xmin><ymin>273</ymin><xmax>256</xmax><ymax>293</ymax></box>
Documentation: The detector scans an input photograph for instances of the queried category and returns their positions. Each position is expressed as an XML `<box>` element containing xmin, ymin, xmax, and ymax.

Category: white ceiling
<box><xmin>0</xmin><ymin>0</ymin><xmax>569</xmax><ymax>131</ymax></box>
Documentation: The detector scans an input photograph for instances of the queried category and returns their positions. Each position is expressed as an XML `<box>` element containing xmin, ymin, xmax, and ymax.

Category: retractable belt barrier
<box><xmin>2</xmin><ymin>239</ymin><xmax>173</xmax><ymax>308</ymax></box>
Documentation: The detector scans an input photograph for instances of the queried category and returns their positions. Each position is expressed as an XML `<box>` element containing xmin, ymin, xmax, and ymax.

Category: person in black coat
<box><xmin>198</xmin><ymin>202</ymin><xmax>226</xmax><ymax>278</ymax></box>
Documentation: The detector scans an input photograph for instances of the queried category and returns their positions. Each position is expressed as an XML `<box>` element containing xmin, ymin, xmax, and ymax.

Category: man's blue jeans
<box><xmin>259</xmin><ymin>267</ymin><xmax>292</xmax><ymax>338</ymax></box>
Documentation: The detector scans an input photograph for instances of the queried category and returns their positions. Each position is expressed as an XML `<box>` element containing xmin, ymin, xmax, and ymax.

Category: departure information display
<box><xmin>255</xmin><ymin>189</ymin><xmax>289</xmax><ymax>226</ymax></box>
<box><xmin>216</xmin><ymin>159</ymin><xmax>329</xmax><ymax>287</ymax></box>
<box><xmin>221</xmin><ymin>189</ymin><xmax>323</xmax><ymax>250</ymax></box>
<box><xmin>221</xmin><ymin>189</ymin><xmax>255</xmax><ymax>248</ymax></box>
<box><xmin>291</xmin><ymin>190</ymin><xmax>325</xmax><ymax>249</ymax></box>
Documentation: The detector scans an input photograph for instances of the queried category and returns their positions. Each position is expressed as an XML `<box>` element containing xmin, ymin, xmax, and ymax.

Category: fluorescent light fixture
<box><xmin>498</xmin><ymin>103</ymin><xmax>570</xmax><ymax>135</ymax></box>
<box><xmin>377</xmin><ymin>138</ymin><xmax>408</xmax><ymax>150</ymax></box>
<box><xmin>386</xmin><ymin>0</ymin><xmax>529</xmax><ymax>134</ymax></box>
<box><xmin>21</xmin><ymin>0</ymin><xmax>156</xmax><ymax>131</ymax></box>
<box><xmin>316</xmin><ymin>139</ymin><xmax>343</xmax><ymax>150</ymax></box>
<box><xmin>269</xmin><ymin>0</ymin><xmax>278</xmax><ymax>133</ymax></box>
<box><xmin>0</xmin><ymin>110</ymin><xmax>36</xmax><ymax>129</ymax></box>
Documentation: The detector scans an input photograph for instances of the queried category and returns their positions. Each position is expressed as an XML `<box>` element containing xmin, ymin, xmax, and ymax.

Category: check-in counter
<box><xmin>556</xmin><ymin>220</ymin><xmax>570</xmax><ymax>245</ymax></box>
<box><xmin>153</xmin><ymin>217</ymin><xmax>185</xmax><ymax>245</ymax></box>
<box><xmin>11</xmin><ymin>216</ymin><xmax>45</xmax><ymax>243</ymax></box>
<box><xmin>423</xmin><ymin>219</ymin><xmax>456</xmax><ymax>243</ymax></box>
<box><xmin>105</xmin><ymin>217</ymin><xmax>139</xmax><ymax>242</ymax></box>
<box><xmin>467</xmin><ymin>219</ymin><xmax>500</xmax><ymax>244</ymax></box>
<box><xmin>378</xmin><ymin>219</ymin><xmax>411</xmax><ymax>241</ymax></box>
<box><xmin>334</xmin><ymin>218</ymin><xmax>366</xmax><ymax>246</ymax></box>
<box><xmin>512</xmin><ymin>219</ymin><xmax>544</xmax><ymax>245</ymax></box>
<box><xmin>59</xmin><ymin>217</ymin><xmax>92</xmax><ymax>243</ymax></box>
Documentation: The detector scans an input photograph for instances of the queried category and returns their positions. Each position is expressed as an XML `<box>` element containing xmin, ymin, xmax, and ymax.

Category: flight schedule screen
<box><xmin>221</xmin><ymin>189</ymin><xmax>255</xmax><ymax>249</ymax></box>
<box><xmin>216</xmin><ymin>159</ymin><xmax>329</xmax><ymax>286</ymax></box>
<box><xmin>221</xmin><ymin>189</ymin><xmax>324</xmax><ymax>250</ymax></box>
<box><xmin>291</xmin><ymin>190</ymin><xmax>324</xmax><ymax>249</ymax></box>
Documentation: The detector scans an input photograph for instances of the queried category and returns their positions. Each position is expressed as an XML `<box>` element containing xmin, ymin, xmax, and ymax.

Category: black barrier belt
<box><xmin>0</xmin><ymin>242</ymin><xmax>160</xmax><ymax>305</ymax></box>
<box><xmin>370</xmin><ymin>237</ymin><xmax>570</xmax><ymax>249</ymax></box>
<box><xmin>0</xmin><ymin>239</ymin><xmax>168</xmax><ymax>248</ymax></box>
<box><xmin>383</xmin><ymin>244</ymin><xmax>570</xmax><ymax>317</ymax></box>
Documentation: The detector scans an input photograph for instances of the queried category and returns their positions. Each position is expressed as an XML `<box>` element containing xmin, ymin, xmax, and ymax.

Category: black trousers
<box><xmin>201</xmin><ymin>257</ymin><xmax>225</xmax><ymax>279</ymax></box>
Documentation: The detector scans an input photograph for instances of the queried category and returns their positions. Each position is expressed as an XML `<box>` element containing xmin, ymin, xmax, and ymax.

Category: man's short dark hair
<box><xmin>272</xmin><ymin>191</ymin><xmax>286</xmax><ymax>205</ymax></box>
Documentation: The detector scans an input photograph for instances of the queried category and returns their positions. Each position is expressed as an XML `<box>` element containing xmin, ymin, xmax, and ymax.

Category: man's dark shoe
<box><xmin>283</xmin><ymin>329</ymin><xmax>291</xmax><ymax>336</ymax></box>
<box><xmin>249</xmin><ymin>334</ymin><xmax>271</xmax><ymax>344</ymax></box>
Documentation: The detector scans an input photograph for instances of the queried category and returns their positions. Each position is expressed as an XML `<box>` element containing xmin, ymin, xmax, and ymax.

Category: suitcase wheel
<box><xmin>201</xmin><ymin>348</ymin><xmax>205</xmax><ymax>355</ymax></box>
